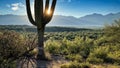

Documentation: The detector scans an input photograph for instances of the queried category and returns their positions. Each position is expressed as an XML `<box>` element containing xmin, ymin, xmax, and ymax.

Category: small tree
<box><xmin>104</xmin><ymin>19</ymin><xmax>120</xmax><ymax>44</ymax></box>
<box><xmin>26</xmin><ymin>0</ymin><xmax>57</xmax><ymax>60</ymax></box>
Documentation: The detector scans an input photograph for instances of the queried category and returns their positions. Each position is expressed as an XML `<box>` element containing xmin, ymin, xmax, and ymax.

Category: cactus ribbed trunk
<box><xmin>37</xmin><ymin>26</ymin><xmax>45</xmax><ymax>60</ymax></box>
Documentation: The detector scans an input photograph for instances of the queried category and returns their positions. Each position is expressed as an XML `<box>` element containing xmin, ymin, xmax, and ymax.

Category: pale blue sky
<box><xmin>0</xmin><ymin>0</ymin><xmax>120</xmax><ymax>17</ymax></box>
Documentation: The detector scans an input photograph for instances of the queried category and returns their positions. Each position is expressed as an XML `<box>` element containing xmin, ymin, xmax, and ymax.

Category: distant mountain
<box><xmin>0</xmin><ymin>14</ymin><xmax>30</xmax><ymax>25</ymax></box>
<box><xmin>79</xmin><ymin>12</ymin><xmax>120</xmax><ymax>26</ymax></box>
<box><xmin>0</xmin><ymin>12</ymin><xmax>120</xmax><ymax>28</ymax></box>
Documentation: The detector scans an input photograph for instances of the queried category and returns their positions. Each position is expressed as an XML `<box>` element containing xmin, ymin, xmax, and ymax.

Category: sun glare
<box><xmin>47</xmin><ymin>10</ymin><xmax>51</xmax><ymax>15</ymax></box>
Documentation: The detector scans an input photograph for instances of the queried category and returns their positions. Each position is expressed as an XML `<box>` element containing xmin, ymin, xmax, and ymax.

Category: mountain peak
<box><xmin>93</xmin><ymin>13</ymin><xmax>102</xmax><ymax>15</ymax></box>
<box><xmin>105</xmin><ymin>13</ymin><xmax>114</xmax><ymax>16</ymax></box>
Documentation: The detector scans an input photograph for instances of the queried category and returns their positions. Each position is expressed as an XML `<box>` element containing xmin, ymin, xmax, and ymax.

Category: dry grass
<box><xmin>91</xmin><ymin>64</ymin><xmax>120</xmax><ymax>68</ymax></box>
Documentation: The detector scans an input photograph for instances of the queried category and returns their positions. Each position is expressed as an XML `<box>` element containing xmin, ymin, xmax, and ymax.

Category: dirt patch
<box><xmin>17</xmin><ymin>55</ymin><xmax>69</xmax><ymax>68</ymax></box>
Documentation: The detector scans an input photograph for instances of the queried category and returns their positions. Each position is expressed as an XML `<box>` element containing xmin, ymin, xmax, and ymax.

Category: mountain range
<box><xmin>0</xmin><ymin>12</ymin><xmax>120</xmax><ymax>28</ymax></box>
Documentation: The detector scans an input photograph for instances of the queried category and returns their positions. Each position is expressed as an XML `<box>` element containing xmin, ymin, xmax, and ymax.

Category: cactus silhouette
<box><xmin>26</xmin><ymin>0</ymin><xmax>57</xmax><ymax>60</ymax></box>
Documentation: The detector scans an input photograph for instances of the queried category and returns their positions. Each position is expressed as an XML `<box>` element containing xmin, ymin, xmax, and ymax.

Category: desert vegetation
<box><xmin>0</xmin><ymin>20</ymin><xmax>120</xmax><ymax>68</ymax></box>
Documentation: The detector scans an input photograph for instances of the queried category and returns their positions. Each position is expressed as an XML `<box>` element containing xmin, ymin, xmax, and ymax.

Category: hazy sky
<box><xmin>0</xmin><ymin>0</ymin><xmax>120</xmax><ymax>17</ymax></box>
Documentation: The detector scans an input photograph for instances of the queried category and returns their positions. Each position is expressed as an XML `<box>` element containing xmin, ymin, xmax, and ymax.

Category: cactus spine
<box><xmin>26</xmin><ymin>0</ymin><xmax>57</xmax><ymax>60</ymax></box>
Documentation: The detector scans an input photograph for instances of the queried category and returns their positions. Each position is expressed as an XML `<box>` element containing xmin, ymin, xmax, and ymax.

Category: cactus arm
<box><xmin>35</xmin><ymin>0</ymin><xmax>43</xmax><ymax>26</ymax></box>
<box><xmin>45</xmin><ymin>0</ymin><xmax>50</xmax><ymax>13</ymax></box>
<box><xmin>43</xmin><ymin>0</ymin><xmax>50</xmax><ymax>24</ymax></box>
<box><xmin>43</xmin><ymin>0</ymin><xmax>50</xmax><ymax>19</ymax></box>
<box><xmin>50</xmin><ymin>0</ymin><xmax>57</xmax><ymax>16</ymax></box>
<box><xmin>44</xmin><ymin>0</ymin><xmax>57</xmax><ymax>24</ymax></box>
<box><xmin>26</xmin><ymin>0</ymin><xmax>36</xmax><ymax>26</ymax></box>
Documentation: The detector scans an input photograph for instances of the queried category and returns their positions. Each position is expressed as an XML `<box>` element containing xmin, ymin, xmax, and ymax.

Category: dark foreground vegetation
<box><xmin>0</xmin><ymin>20</ymin><xmax>120</xmax><ymax>68</ymax></box>
<box><xmin>0</xmin><ymin>25</ymin><xmax>95</xmax><ymax>32</ymax></box>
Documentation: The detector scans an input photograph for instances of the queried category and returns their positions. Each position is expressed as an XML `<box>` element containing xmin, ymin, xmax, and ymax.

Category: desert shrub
<box><xmin>87</xmin><ymin>57</ymin><xmax>103</xmax><ymax>64</ymax></box>
<box><xmin>104</xmin><ymin>19</ymin><xmax>120</xmax><ymax>44</ymax></box>
<box><xmin>45</xmin><ymin>40</ymin><xmax>61</xmax><ymax>54</ymax></box>
<box><xmin>87</xmin><ymin>46</ymin><xmax>109</xmax><ymax>64</ymax></box>
<box><xmin>94</xmin><ymin>36</ymin><xmax>108</xmax><ymax>46</ymax></box>
<box><xmin>108</xmin><ymin>50</ymin><xmax>120</xmax><ymax>65</ymax></box>
<box><xmin>61</xmin><ymin>62</ymin><xmax>81</xmax><ymax>68</ymax></box>
<box><xmin>0</xmin><ymin>30</ymin><xmax>26</xmax><ymax>67</ymax></box>
<box><xmin>61</xmin><ymin>64</ymin><xmax>69</xmax><ymax>68</ymax></box>
<box><xmin>80</xmin><ymin>62</ymin><xmax>91</xmax><ymax>68</ymax></box>
<box><xmin>65</xmin><ymin>54</ymin><xmax>83</xmax><ymax>62</ymax></box>
<box><xmin>69</xmin><ymin>36</ymin><xmax>93</xmax><ymax>59</ymax></box>
<box><xmin>67</xmin><ymin>43</ymin><xmax>80</xmax><ymax>54</ymax></box>
<box><xmin>87</xmin><ymin>42</ymin><xmax>120</xmax><ymax>65</ymax></box>
<box><xmin>0</xmin><ymin>31</ymin><xmax>39</xmax><ymax>67</ymax></box>
<box><xmin>61</xmin><ymin>62</ymin><xmax>91</xmax><ymax>68</ymax></box>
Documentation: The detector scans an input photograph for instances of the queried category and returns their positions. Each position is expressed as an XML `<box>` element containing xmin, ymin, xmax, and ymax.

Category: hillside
<box><xmin>0</xmin><ymin>12</ymin><xmax>120</xmax><ymax>28</ymax></box>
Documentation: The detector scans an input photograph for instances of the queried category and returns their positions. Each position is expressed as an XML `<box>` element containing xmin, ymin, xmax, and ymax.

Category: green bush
<box><xmin>65</xmin><ymin>54</ymin><xmax>83</xmax><ymax>62</ymax></box>
<box><xmin>0</xmin><ymin>31</ymin><xmax>26</xmax><ymax>67</ymax></box>
<box><xmin>87</xmin><ymin>46</ymin><xmax>109</xmax><ymax>64</ymax></box>
<box><xmin>45</xmin><ymin>40</ymin><xmax>61</xmax><ymax>54</ymax></box>
<box><xmin>108</xmin><ymin>51</ymin><xmax>120</xmax><ymax>65</ymax></box>
<box><xmin>87</xmin><ymin>57</ymin><xmax>103</xmax><ymax>64</ymax></box>
<box><xmin>104</xmin><ymin>19</ymin><xmax>120</xmax><ymax>44</ymax></box>
<box><xmin>61</xmin><ymin>62</ymin><xmax>91</xmax><ymax>68</ymax></box>
<box><xmin>80</xmin><ymin>62</ymin><xmax>91</xmax><ymax>68</ymax></box>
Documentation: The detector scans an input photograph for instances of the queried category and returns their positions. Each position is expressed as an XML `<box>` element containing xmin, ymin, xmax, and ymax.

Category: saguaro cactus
<box><xmin>26</xmin><ymin>0</ymin><xmax>57</xmax><ymax>60</ymax></box>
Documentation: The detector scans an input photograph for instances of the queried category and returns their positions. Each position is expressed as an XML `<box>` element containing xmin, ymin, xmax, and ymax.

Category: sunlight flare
<box><xmin>47</xmin><ymin>10</ymin><xmax>51</xmax><ymax>15</ymax></box>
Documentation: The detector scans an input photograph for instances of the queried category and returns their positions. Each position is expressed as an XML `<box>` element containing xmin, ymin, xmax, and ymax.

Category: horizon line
<box><xmin>0</xmin><ymin>12</ymin><xmax>120</xmax><ymax>18</ymax></box>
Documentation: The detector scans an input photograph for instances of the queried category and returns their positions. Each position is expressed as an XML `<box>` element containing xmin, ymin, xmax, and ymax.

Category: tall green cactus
<box><xmin>26</xmin><ymin>0</ymin><xmax>57</xmax><ymax>60</ymax></box>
